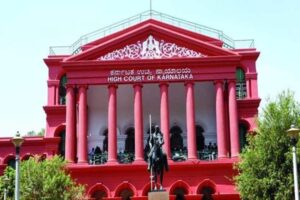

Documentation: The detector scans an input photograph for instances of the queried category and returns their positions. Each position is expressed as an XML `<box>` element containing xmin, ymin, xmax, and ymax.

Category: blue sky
<box><xmin>0</xmin><ymin>0</ymin><xmax>299</xmax><ymax>137</ymax></box>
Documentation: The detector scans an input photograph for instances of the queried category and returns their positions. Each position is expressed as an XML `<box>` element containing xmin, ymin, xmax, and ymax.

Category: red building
<box><xmin>0</xmin><ymin>11</ymin><xmax>260</xmax><ymax>200</ymax></box>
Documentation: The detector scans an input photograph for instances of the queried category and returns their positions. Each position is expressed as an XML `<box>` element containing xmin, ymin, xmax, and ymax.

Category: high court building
<box><xmin>0</xmin><ymin>11</ymin><xmax>260</xmax><ymax>200</ymax></box>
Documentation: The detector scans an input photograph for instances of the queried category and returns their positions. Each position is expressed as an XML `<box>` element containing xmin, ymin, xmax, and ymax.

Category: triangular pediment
<box><xmin>64</xmin><ymin>19</ymin><xmax>238</xmax><ymax>62</ymax></box>
<box><xmin>98</xmin><ymin>35</ymin><xmax>206</xmax><ymax>60</ymax></box>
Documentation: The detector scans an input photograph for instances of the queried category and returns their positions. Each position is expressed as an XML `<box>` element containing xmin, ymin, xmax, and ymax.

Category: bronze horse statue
<box><xmin>148</xmin><ymin>125</ymin><xmax>169</xmax><ymax>190</ymax></box>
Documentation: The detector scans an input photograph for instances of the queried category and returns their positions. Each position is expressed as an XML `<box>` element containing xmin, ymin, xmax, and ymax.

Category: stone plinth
<box><xmin>148</xmin><ymin>190</ymin><xmax>169</xmax><ymax>200</ymax></box>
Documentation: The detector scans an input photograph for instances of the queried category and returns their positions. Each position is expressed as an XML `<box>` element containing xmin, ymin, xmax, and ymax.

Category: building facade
<box><xmin>0</xmin><ymin>11</ymin><xmax>260</xmax><ymax>200</ymax></box>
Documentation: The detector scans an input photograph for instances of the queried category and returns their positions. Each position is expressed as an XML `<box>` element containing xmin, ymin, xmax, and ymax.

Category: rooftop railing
<box><xmin>49</xmin><ymin>10</ymin><xmax>254</xmax><ymax>55</ymax></box>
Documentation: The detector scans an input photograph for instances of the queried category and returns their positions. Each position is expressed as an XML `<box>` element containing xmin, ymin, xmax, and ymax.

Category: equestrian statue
<box><xmin>147</xmin><ymin>125</ymin><xmax>169</xmax><ymax>191</ymax></box>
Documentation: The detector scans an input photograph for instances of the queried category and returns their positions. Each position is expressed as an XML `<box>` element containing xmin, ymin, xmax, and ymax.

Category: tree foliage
<box><xmin>0</xmin><ymin>156</ymin><xmax>85</xmax><ymax>200</ymax></box>
<box><xmin>235</xmin><ymin>91</ymin><xmax>300</xmax><ymax>200</ymax></box>
<box><xmin>26</xmin><ymin>128</ymin><xmax>45</xmax><ymax>136</ymax></box>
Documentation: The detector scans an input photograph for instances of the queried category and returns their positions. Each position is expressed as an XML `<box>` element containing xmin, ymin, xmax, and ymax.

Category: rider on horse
<box><xmin>147</xmin><ymin>125</ymin><xmax>169</xmax><ymax>190</ymax></box>
<box><xmin>148</xmin><ymin>125</ymin><xmax>164</xmax><ymax>170</ymax></box>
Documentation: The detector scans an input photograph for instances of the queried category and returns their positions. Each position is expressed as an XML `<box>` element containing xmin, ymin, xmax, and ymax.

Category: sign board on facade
<box><xmin>108</xmin><ymin>68</ymin><xmax>193</xmax><ymax>83</ymax></box>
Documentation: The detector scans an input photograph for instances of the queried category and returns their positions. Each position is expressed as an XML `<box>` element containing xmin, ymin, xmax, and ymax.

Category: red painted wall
<box><xmin>0</xmin><ymin>19</ymin><xmax>259</xmax><ymax>200</ymax></box>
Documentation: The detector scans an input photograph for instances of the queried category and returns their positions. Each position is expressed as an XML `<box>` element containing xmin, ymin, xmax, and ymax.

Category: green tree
<box><xmin>235</xmin><ymin>91</ymin><xmax>300</xmax><ymax>200</ymax></box>
<box><xmin>0</xmin><ymin>167</ymin><xmax>15</xmax><ymax>198</ymax></box>
<box><xmin>26</xmin><ymin>128</ymin><xmax>45</xmax><ymax>136</ymax></box>
<box><xmin>37</xmin><ymin>128</ymin><xmax>45</xmax><ymax>136</ymax></box>
<box><xmin>26</xmin><ymin>130</ymin><xmax>36</xmax><ymax>136</ymax></box>
<box><xmin>0</xmin><ymin>156</ymin><xmax>85</xmax><ymax>200</ymax></box>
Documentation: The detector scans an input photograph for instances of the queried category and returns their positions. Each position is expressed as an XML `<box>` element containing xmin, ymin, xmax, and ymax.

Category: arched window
<box><xmin>196</xmin><ymin>125</ymin><xmax>205</xmax><ymax>151</ymax></box>
<box><xmin>170</xmin><ymin>126</ymin><xmax>184</xmax><ymax>151</ymax></box>
<box><xmin>7</xmin><ymin>157</ymin><xmax>15</xmax><ymax>169</ymax></box>
<box><xmin>114</xmin><ymin>182</ymin><xmax>136</xmax><ymax>200</ymax></box>
<box><xmin>88</xmin><ymin>183</ymin><xmax>110</xmax><ymax>200</ymax></box>
<box><xmin>117</xmin><ymin>127</ymin><xmax>135</xmax><ymax>163</ymax></box>
<box><xmin>102</xmin><ymin>129</ymin><xmax>108</xmax><ymax>152</ymax></box>
<box><xmin>90</xmin><ymin>129</ymin><xmax>108</xmax><ymax>164</ymax></box>
<box><xmin>200</xmin><ymin>186</ymin><xmax>214</xmax><ymax>200</ymax></box>
<box><xmin>91</xmin><ymin>190</ymin><xmax>107</xmax><ymax>200</ymax></box>
<box><xmin>173</xmin><ymin>188</ymin><xmax>187</xmax><ymax>200</ymax></box>
<box><xmin>58</xmin><ymin>130</ymin><xmax>66</xmax><ymax>158</ymax></box>
<box><xmin>239</xmin><ymin>122</ymin><xmax>249</xmax><ymax>151</ymax></box>
<box><xmin>22</xmin><ymin>154</ymin><xmax>33</xmax><ymax>161</ymax></box>
<box><xmin>119</xmin><ymin>189</ymin><xmax>133</xmax><ymax>200</ymax></box>
<box><xmin>170</xmin><ymin>126</ymin><xmax>186</xmax><ymax>161</ymax></box>
<box><xmin>197</xmin><ymin>179</ymin><xmax>217</xmax><ymax>199</ymax></box>
<box><xmin>59</xmin><ymin>74</ymin><xmax>67</xmax><ymax>105</ymax></box>
<box><xmin>124</xmin><ymin>127</ymin><xmax>135</xmax><ymax>153</ymax></box>
<box><xmin>236</xmin><ymin>68</ymin><xmax>246</xmax><ymax>99</ymax></box>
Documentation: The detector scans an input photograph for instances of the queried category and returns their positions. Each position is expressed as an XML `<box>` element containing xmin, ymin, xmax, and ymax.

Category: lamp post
<box><xmin>287</xmin><ymin>125</ymin><xmax>300</xmax><ymax>200</ymax></box>
<box><xmin>12</xmin><ymin>132</ymin><xmax>24</xmax><ymax>200</ymax></box>
<box><xmin>3</xmin><ymin>176</ymin><xmax>9</xmax><ymax>200</ymax></box>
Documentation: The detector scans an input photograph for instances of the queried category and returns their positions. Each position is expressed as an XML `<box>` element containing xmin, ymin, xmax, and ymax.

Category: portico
<box><xmin>64</xmin><ymin>70</ymin><xmax>240</xmax><ymax>164</ymax></box>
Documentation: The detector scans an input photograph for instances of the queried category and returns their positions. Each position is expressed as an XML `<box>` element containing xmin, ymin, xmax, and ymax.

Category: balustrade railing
<box><xmin>89</xmin><ymin>152</ymin><xmax>108</xmax><ymax>164</ymax></box>
<box><xmin>171</xmin><ymin>149</ymin><xmax>217</xmax><ymax>162</ymax></box>
<box><xmin>197</xmin><ymin>150</ymin><xmax>217</xmax><ymax>161</ymax></box>
<box><xmin>89</xmin><ymin>145</ymin><xmax>218</xmax><ymax>165</ymax></box>
<box><xmin>89</xmin><ymin>151</ymin><xmax>135</xmax><ymax>165</ymax></box>
<box><xmin>117</xmin><ymin>152</ymin><xmax>135</xmax><ymax>164</ymax></box>
<box><xmin>49</xmin><ymin>10</ymin><xmax>254</xmax><ymax>55</ymax></box>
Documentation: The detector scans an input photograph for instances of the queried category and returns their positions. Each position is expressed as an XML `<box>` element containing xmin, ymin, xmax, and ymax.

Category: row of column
<box><xmin>215</xmin><ymin>81</ymin><xmax>240</xmax><ymax>158</ymax></box>
<box><xmin>106</xmin><ymin>83</ymin><xmax>173</xmax><ymax>163</ymax></box>
<box><xmin>65</xmin><ymin>85</ymin><xmax>88</xmax><ymax>163</ymax></box>
<box><xmin>65</xmin><ymin>81</ymin><xmax>240</xmax><ymax>163</ymax></box>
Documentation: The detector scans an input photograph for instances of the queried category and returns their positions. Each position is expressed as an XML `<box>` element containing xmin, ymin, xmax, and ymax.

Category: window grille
<box><xmin>236</xmin><ymin>82</ymin><xmax>247</xmax><ymax>99</ymax></box>
<box><xmin>236</xmin><ymin>68</ymin><xmax>247</xmax><ymax>99</ymax></box>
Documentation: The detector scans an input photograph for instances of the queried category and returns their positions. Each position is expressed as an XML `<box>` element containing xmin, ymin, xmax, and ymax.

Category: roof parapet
<box><xmin>49</xmin><ymin>10</ymin><xmax>254</xmax><ymax>55</ymax></box>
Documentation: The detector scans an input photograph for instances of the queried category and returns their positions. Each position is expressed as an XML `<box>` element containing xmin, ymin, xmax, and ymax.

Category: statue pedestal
<box><xmin>148</xmin><ymin>190</ymin><xmax>169</xmax><ymax>200</ymax></box>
